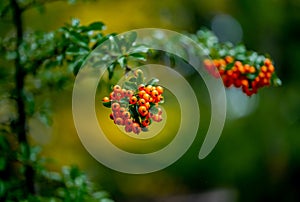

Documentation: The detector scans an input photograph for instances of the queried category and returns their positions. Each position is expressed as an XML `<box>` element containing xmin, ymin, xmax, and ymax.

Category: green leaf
<box><xmin>83</xmin><ymin>22</ymin><xmax>106</xmax><ymax>32</ymax></box>
<box><xmin>102</xmin><ymin>101</ymin><xmax>111</xmax><ymax>108</ymax></box>
<box><xmin>128</xmin><ymin>52</ymin><xmax>147</xmax><ymax>61</ymax></box>
<box><xmin>108</xmin><ymin>62</ymin><xmax>116</xmax><ymax>79</ymax></box>
<box><xmin>130</xmin><ymin>45</ymin><xmax>149</xmax><ymax>53</ymax></box>
<box><xmin>117</xmin><ymin>56</ymin><xmax>127</xmax><ymax>68</ymax></box>
<box><xmin>146</xmin><ymin>78</ymin><xmax>159</xmax><ymax>86</ymax></box>
<box><xmin>123</xmin><ymin>81</ymin><xmax>137</xmax><ymax>90</ymax></box>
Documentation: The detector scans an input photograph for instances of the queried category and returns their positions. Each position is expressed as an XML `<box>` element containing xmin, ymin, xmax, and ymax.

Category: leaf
<box><xmin>83</xmin><ymin>22</ymin><xmax>106</xmax><ymax>32</ymax></box>
<box><xmin>124</xmin><ymin>32</ymin><xmax>137</xmax><ymax>50</ymax></box>
<box><xmin>123</xmin><ymin>81</ymin><xmax>137</xmax><ymax>90</ymax></box>
<box><xmin>128</xmin><ymin>52</ymin><xmax>147</xmax><ymax>61</ymax></box>
<box><xmin>102</xmin><ymin>101</ymin><xmax>111</xmax><ymax>108</ymax></box>
<box><xmin>146</xmin><ymin>78</ymin><xmax>159</xmax><ymax>86</ymax></box>
<box><xmin>130</xmin><ymin>45</ymin><xmax>149</xmax><ymax>53</ymax></box>
<box><xmin>108</xmin><ymin>62</ymin><xmax>116</xmax><ymax>79</ymax></box>
<box><xmin>136</xmin><ymin>70</ymin><xmax>144</xmax><ymax>85</ymax></box>
<box><xmin>117</xmin><ymin>56</ymin><xmax>127</xmax><ymax>68</ymax></box>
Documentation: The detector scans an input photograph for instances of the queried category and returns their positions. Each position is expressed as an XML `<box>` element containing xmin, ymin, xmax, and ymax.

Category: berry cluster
<box><xmin>203</xmin><ymin>57</ymin><xmax>276</xmax><ymax>96</ymax></box>
<box><xmin>102</xmin><ymin>70</ymin><xmax>164</xmax><ymax>134</ymax></box>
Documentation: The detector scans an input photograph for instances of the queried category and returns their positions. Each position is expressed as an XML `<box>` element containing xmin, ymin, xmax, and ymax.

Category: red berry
<box><xmin>129</xmin><ymin>96</ymin><xmax>138</xmax><ymax>105</ymax></box>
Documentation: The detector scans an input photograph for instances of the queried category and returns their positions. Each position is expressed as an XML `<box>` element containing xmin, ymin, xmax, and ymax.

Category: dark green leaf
<box><xmin>82</xmin><ymin>22</ymin><xmax>106</xmax><ymax>32</ymax></box>
<box><xmin>102</xmin><ymin>101</ymin><xmax>111</xmax><ymax>108</ymax></box>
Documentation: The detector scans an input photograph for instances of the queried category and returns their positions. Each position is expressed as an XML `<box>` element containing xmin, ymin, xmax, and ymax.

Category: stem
<box><xmin>10</xmin><ymin>0</ymin><xmax>35</xmax><ymax>195</ymax></box>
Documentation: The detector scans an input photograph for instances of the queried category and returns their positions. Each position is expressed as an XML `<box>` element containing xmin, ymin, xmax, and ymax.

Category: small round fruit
<box><xmin>122</xmin><ymin>111</ymin><xmax>131</xmax><ymax>119</ymax></box>
<box><xmin>115</xmin><ymin>117</ymin><xmax>124</xmax><ymax>125</ymax></box>
<box><xmin>138</xmin><ymin>98</ymin><xmax>146</xmax><ymax>106</ymax></box>
<box><xmin>119</xmin><ymin>107</ymin><xmax>126</xmax><ymax>114</ymax></box>
<box><xmin>125</xmin><ymin>125</ymin><xmax>132</xmax><ymax>133</ymax></box>
<box><xmin>142</xmin><ymin>119</ymin><xmax>151</xmax><ymax>127</ymax></box>
<box><xmin>151</xmin><ymin>90</ymin><xmax>159</xmax><ymax>98</ymax></box>
<box><xmin>111</xmin><ymin>102</ymin><xmax>120</xmax><ymax>112</ymax></box>
<box><xmin>138</xmin><ymin>90</ymin><xmax>146</xmax><ymax>98</ymax></box>
<box><xmin>124</xmin><ymin>118</ymin><xmax>133</xmax><ymax>127</ymax></box>
<box><xmin>102</xmin><ymin>97</ymin><xmax>110</xmax><ymax>102</ymax></box>
<box><xmin>132</xmin><ymin>123</ymin><xmax>141</xmax><ymax>134</ymax></box>
<box><xmin>113</xmin><ymin>85</ymin><xmax>122</xmax><ymax>93</ymax></box>
<box><xmin>156</xmin><ymin>86</ymin><xmax>164</xmax><ymax>94</ymax></box>
<box><xmin>138</xmin><ymin>106</ymin><xmax>148</xmax><ymax>117</ymax></box>
<box><xmin>143</xmin><ymin>93</ymin><xmax>151</xmax><ymax>102</ymax></box>
<box><xmin>145</xmin><ymin>85</ymin><xmax>153</xmax><ymax>94</ymax></box>
<box><xmin>129</xmin><ymin>96</ymin><xmax>138</xmax><ymax>104</ymax></box>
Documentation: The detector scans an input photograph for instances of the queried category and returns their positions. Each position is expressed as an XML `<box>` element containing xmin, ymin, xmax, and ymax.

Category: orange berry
<box><xmin>143</xmin><ymin>93</ymin><xmax>151</xmax><ymax>102</ymax></box>
<box><xmin>151</xmin><ymin>90</ymin><xmax>159</xmax><ymax>98</ymax></box>
<box><xmin>156</xmin><ymin>95</ymin><xmax>164</xmax><ymax>103</ymax></box>
<box><xmin>213</xmin><ymin>59</ymin><xmax>220</xmax><ymax>68</ymax></box>
<box><xmin>102</xmin><ymin>97</ymin><xmax>110</xmax><ymax>102</ymax></box>
<box><xmin>265</xmin><ymin>72</ymin><xmax>272</xmax><ymax>78</ymax></box>
<box><xmin>268</xmin><ymin>65</ymin><xmax>275</xmax><ymax>73</ymax></box>
<box><xmin>264</xmin><ymin>58</ymin><xmax>272</xmax><ymax>67</ymax></box>
<box><xmin>138</xmin><ymin>106</ymin><xmax>148</xmax><ymax>117</ymax></box>
<box><xmin>111</xmin><ymin>103</ymin><xmax>120</xmax><ymax>112</ymax></box>
<box><xmin>234</xmin><ymin>61</ymin><xmax>243</xmax><ymax>68</ymax></box>
<box><xmin>249</xmin><ymin>66</ymin><xmax>256</xmax><ymax>73</ymax></box>
<box><xmin>261</xmin><ymin>65</ymin><xmax>268</xmax><ymax>73</ymax></box>
<box><xmin>156</xmin><ymin>86</ymin><xmax>164</xmax><ymax>94</ymax></box>
<box><xmin>244</xmin><ymin>64</ymin><xmax>250</xmax><ymax>72</ymax></box>
<box><xmin>259</xmin><ymin>72</ymin><xmax>265</xmax><ymax>78</ymax></box>
<box><xmin>241</xmin><ymin>79</ymin><xmax>249</xmax><ymax>87</ymax></box>
<box><xmin>226</xmin><ymin>70</ymin><xmax>233</xmax><ymax>76</ymax></box>
<box><xmin>145</xmin><ymin>85</ymin><xmax>153</xmax><ymax>94</ymax></box>
<box><xmin>129</xmin><ymin>96</ymin><xmax>137</xmax><ymax>104</ymax></box>
<box><xmin>225</xmin><ymin>56</ymin><xmax>234</xmax><ymax>64</ymax></box>
<box><xmin>138</xmin><ymin>98</ymin><xmax>146</xmax><ymax>106</ymax></box>
<box><xmin>138</xmin><ymin>90</ymin><xmax>146</xmax><ymax>98</ymax></box>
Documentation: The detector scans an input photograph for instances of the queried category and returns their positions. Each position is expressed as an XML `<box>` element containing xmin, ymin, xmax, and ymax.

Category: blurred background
<box><xmin>2</xmin><ymin>0</ymin><xmax>300</xmax><ymax>201</ymax></box>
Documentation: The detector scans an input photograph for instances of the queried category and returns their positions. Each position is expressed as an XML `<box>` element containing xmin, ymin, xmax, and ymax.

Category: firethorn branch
<box><xmin>102</xmin><ymin>69</ymin><xmax>164</xmax><ymax>134</ymax></box>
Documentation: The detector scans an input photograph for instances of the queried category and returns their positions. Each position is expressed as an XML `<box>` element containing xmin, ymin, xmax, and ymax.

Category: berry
<box><xmin>129</xmin><ymin>96</ymin><xmax>137</xmax><ymax>105</ymax></box>
<box><xmin>156</xmin><ymin>86</ymin><xmax>164</xmax><ymax>94</ymax></box>
<box><xmin>138</xmin><ymin>106</ymin><xmax>148</xmax><ymax>117</ymax></box>
<box><xmin>111</xmin><ymin>102</ymin><xmax>120</xmax><ymax>112</ymax></box>
<box><xmin>102</xmin><ymin>97</ymin><xmax>110</xmax><ymax>102</ymax></box>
